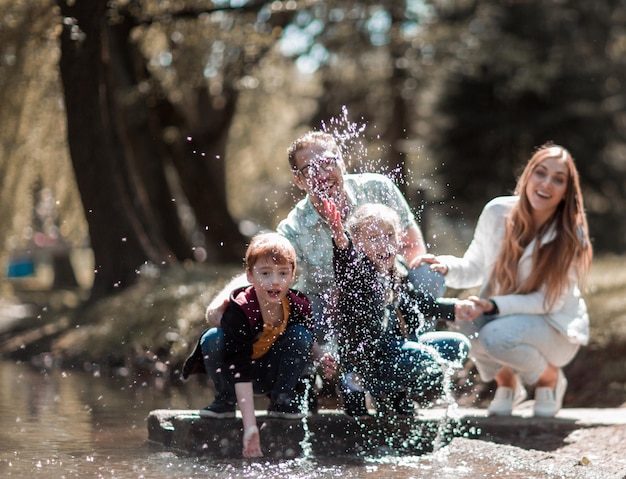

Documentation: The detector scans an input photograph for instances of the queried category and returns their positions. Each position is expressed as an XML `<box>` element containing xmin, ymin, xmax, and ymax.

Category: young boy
<box><xmin>183</xmin><ymin>233</ymin><xmax>314</xmax><ymax>457</ymax></box>
<box><xmin>322</xmin><ymin>200</ymin><xmax>476</xmax><ymax>416</ymax></box>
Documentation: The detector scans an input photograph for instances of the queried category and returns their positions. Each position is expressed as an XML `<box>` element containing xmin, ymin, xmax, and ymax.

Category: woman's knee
<box><xmin>477</xmin><ymin>320</ymin><xmax>522</xmax><ymax>354</ymax></box>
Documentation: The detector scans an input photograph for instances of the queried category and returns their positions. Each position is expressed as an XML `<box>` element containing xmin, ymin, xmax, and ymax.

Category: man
<box><xmin>277</xmin><ymin>131</ymin><xmax>444</xmax><ymax>333</ymax></box>
<box><xmin>200</xmin><ymin>130</ymin><xmax>446</xmax><ymax>416</ymax></box>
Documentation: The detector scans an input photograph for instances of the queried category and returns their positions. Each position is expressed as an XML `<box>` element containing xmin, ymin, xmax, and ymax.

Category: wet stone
<box><xmin>147</xmin><ymin>407</ymin><xmax>626</xmax><ymax>459</ymax></box>
<box><xmin>148</xmin><ymin>409</ymin><xmax>455</xmax><ymax>458</ymax></box>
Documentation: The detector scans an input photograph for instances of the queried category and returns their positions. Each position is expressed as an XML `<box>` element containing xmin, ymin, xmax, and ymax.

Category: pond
<box><xmin>0</xmin><ymin>359</ymin><xmax>572</xmax><ymax>478</ymax></box>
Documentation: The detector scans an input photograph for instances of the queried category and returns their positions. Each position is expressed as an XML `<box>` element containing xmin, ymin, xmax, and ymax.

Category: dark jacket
<box><xmin>181</xmin><ymin>286</ymin><xmax>313</xmax><ymax>382</ymax></box>
<box><xmin>333</xmin><ymin>237</ymin><xmax>455</xmax><ymax>372</ymax></box>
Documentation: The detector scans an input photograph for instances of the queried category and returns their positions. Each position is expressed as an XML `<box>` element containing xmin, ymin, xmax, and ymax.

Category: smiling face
<box><xmin>246</xmin><ymin>255</ymin><xmax>295</xmax><ymax>306</ymax></box>
<box><xmin>351</xmin><ymin>217</ymin><xmax>399</xmax><ymax>272</ymax></box>
<box><xmin>244</xmin><ymin>232</ymin><xmax>296</xmax><ymax>307</ymax></box>
<box><xmin>524</xmin><ymin>153</ymin><xmax>569</xmax><ymax>226</ymax></box>
<box><xmin>292</xmin><ymin>142</ymin><xmax>345</xmax><ymax>204</ymax></box>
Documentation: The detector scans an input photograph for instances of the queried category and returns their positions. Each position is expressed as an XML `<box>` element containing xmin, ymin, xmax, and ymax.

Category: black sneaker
<box><xmin>391</xmin><ymin>392</ymin><xmax>415</xmax><ymax>417</ymax></box>
<box><xmin>294</xmin><ymin>375</ymin><xmax>318</xmax><ymax>414</ymax></box>
<box><xmin>341</xmin><ymin>390</ymin><xmax>371</xmax><ymax>418</ymax></box>
<box><xmin>267</xmin><ymin>401</ymin><xmax>306</xmax><ymax>419</ymax></box>
<box><xmin>375</xmin><ymin>392</ymin><xmax>415</xmax><ymax>418</ymax></box>
<box><xmin>199</xmin><ymin>400</ymin><xmax>236</xmax><ymax>419</ymax></box>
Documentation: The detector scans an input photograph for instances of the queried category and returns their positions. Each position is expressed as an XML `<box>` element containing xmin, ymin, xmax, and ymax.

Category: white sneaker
<box><xmin>534</xmin><ymin>369</ymin><xmax>567</xmax><ymax>417</ymax></box>
<box><xmin>487</xmin><ymin>376</ymin><xmax>527</xmax><ymax>416</ymax></box>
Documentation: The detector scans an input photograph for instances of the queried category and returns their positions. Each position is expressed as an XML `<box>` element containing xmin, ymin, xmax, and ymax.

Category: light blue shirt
<box><xmin>277</xmin><ymin>173</ymin><xmax>417</xmax><ymax>297</ymax></box>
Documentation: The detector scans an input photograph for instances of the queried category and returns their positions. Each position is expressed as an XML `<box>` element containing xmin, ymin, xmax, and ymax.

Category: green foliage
<box><xmin>0</xmin><ymin>0</ymin><xmax>86</xmax><ymax>288</ymax></box>
<box><xmin>426</xmin><ymin>0</ymin><xmax>626</xmax><ymax>251</ymax></box>
<box><xmin>1</xmin><ymin>0</ymin><xmax>625</xmax><ymax>301</ymax></box>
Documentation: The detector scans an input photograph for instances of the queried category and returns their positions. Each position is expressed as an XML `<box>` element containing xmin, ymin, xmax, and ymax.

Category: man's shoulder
<box><xmin>346</xmin><ymin>172</ymin><xmax>393</xmax><ymax>187</ymax></box>
<box><xmin>277</xmin><ymin>197</ymin><xmax>319</xmax><ymax>233</ymax></box>
<box><xmin>345</xmin><ymin>172</ymin><xmax>399</xmax><ymax>200</ymax></box>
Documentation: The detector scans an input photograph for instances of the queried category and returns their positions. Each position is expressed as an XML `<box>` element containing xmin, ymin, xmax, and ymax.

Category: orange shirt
<box><xmin>251</xmin><ymin>298</ymin><xmax>290</xmax><ymax>359</ymax></box>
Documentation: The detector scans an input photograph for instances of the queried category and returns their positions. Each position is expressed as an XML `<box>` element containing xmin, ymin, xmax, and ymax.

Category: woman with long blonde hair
<box><xmin>424</xmin><ymin>143</ymin><xmax>592</xmax><ymax>417</ymax></box>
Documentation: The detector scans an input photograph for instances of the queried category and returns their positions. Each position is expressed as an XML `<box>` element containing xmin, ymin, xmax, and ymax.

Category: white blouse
<box><xmin>437</xmin><ymin>196</ymin><xmax>589</xmax><ymax>345</ymax></box>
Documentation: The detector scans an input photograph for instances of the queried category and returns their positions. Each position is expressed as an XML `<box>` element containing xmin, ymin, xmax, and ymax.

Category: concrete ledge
<box><xmin>147</xmin><ymin>406</ymin><xmax>626</xmax><ymax>458</ymax></box>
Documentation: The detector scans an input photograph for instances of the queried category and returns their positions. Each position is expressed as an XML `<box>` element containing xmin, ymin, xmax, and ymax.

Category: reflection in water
<box><xmin>0</xmin><ymin>360</ymin><xmax>541</xmax><ymax>478</ymax></box>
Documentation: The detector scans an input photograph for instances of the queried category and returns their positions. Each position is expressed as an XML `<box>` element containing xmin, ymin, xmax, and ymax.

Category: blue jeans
<box><xmin>200</xmin><ymin>325</ymin><xmax>313</xmax><ymax>406</ymax></box>
<box><xmin>418</xmin><ymin>330</ymin><xmax>471</xmax><ymax>366</ymax></box>
<box><xmin>456</xmin><ymin>313</ymin><xmax>579</xmax><ymax>385</ymax></box>
<box><xmin>200</xmin><ymin>328</ymin><xmax>232</xmax><ymax>404</ymax></box>
<box><xmin>353</xmin><ymin>331</ymin><xmax>470</xmax><ymax>399</ymax></box>
<box><xmin>408</xmin><ymin>263</ymin><xmax>446</xmax><ymax>297</ymax></box>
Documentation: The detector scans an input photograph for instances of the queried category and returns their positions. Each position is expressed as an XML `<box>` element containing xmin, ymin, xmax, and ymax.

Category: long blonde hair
<box><xmin>491</xmin><ymin>143</ymin><xmax>593</xmax><ymax>308</ymax></box>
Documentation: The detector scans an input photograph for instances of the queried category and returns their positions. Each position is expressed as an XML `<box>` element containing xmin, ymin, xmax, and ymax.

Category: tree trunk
<box><xmin>160</xmin><ymin>85</ymin><xmax>247</xmax><ymax>263</ymax></box>
<box><xmin>105</xmin><ymin>15</ymin><xmax>195</xmax><ymax>261</ymax></box>
<box><xmin>57</xmin><ymin>0</ymin><xmax>174</xmax><ymax>300</ymax></box>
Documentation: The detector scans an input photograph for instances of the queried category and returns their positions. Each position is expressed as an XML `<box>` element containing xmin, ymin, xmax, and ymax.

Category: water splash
<box><xmin>320</xmin><ymin>106</ymin><xmax>368</xmax><ymax>171</ymax></box>
<box><xmin>298</xmin><ymin>377</ymin><xmax>314</xmax><ymax>459</ymax></box>
<box><xmin>273</xmin><ymin>106</ymin><xmax>473</xmax><ymax>463</ymax></box>
<box><xmin>428</xmin><ymin>362</ymin><xmax>463</xmax><ymax>453</ymax></box>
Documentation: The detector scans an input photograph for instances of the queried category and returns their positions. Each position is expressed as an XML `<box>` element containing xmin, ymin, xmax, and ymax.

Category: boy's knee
<box><xmin>200</xmin><ymin>327</ymin><xmax>224</xmax><ymax>356</ymax></box>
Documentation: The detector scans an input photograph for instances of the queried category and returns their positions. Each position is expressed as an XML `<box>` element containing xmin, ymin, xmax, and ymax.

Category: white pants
<box><xmin>456</xmin><ymin>314</ymin><xmax>580</xmax><ymax>385</ymax></box>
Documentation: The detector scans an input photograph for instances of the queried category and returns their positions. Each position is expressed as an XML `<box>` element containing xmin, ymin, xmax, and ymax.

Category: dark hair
<box><xmin>287</xmin><ymin>131</ymin><xmax>340</xmax><ymax>170</ymax></box>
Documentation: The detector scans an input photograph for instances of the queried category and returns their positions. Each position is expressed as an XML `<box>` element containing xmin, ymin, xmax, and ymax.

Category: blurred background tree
<box><xmin>1</xmin><ymin>0</ymin><xmax>624</xmax><ymax>302</ymax></box>
<box><xmin>427</xmin><ymin>0</ymin><xmax>626</xmax><ymax>251</ymax></box>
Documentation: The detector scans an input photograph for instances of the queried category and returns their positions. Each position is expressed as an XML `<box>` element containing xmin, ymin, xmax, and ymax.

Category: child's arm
<box><xmin>323</xmin><ymin>199</ymin><xmax>349</xmax><ymax>249</ymax></box>
<box><xmin>235</xmin><ymin>382</ymin><xmax>262</xmax><ymax>458</ymax></box>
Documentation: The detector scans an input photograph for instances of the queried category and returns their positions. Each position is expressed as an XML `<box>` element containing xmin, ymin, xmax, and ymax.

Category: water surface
<box><xmin>0</xmin><ymin>360</ymin><xmax>567</xmax><ymax>478</ymax></box>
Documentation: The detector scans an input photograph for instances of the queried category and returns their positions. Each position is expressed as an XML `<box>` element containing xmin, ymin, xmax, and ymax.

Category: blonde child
<box><xmin>322</xmin><ymin>200</ymin><xmax>475</xmax><ymax>415</ymax></box>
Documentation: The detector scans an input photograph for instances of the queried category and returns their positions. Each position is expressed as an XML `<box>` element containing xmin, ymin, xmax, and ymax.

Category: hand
<box><xmin>322</xmin><ymin>199</ymin><xmax>342</xmax><ymax>232</ymax></box>
<box><xmin>205</xmin><ymin>298</ymin><xmax>229</xmax><ymax>327</ymax></box>
<box><xmin>322</xmin><ymin>199</ymin><xmax>348</xmax><ymax>248</ymax></box>
<box><xmin>317</xmin><ymin>353</ymin><xmax>338</xmax><ymax>379</ymax></box>
<box><xmin>454</xmin><ymin>299</ymin><xmax>483</xmax><ymax>321</ymax></box>
<box><xmin>417</xmin><ymin>254</ymin><xmax>448</xmax><ymax>275</ymax></box>
<box><xmin>242</xmin><ymin>425</ymin><xmax>263</xmax><ymax>458</ymax></box>
<box><xmin>468</xmin><ymin>295</ymin><xmax>496</xmax><ymax>313</ymax></box>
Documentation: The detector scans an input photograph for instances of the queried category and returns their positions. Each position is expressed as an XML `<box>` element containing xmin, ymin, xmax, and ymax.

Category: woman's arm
<box><xmin>434</xmin><ymin>198</ymin><xmax>511</xmax><ymax>289</ymax></box>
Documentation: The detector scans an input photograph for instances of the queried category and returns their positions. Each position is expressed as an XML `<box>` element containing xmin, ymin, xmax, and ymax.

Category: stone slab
<box><xmin>147</xmin><ymin>406</ymin><xmax>626</xmax><ymax>458</ymax></box>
